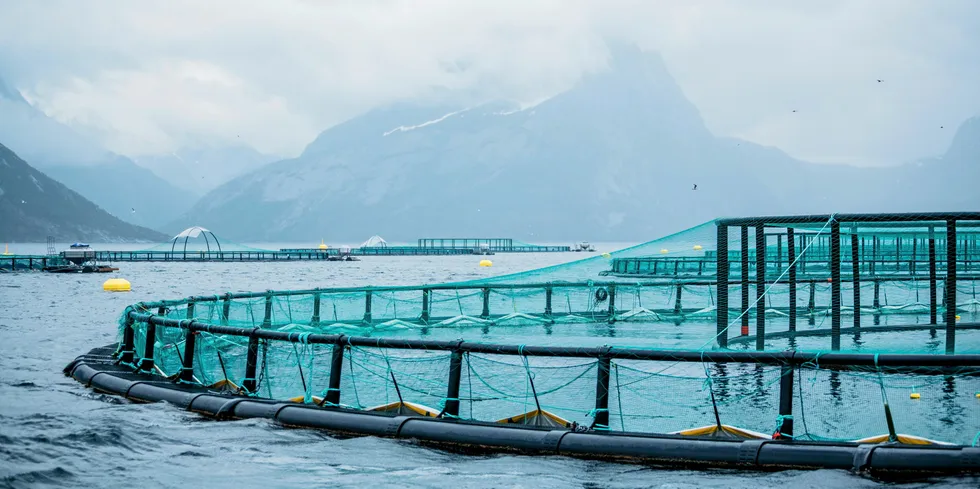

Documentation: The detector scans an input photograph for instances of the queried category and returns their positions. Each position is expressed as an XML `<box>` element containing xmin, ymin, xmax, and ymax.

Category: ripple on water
<box><xmin>0</xmin><ymin>467</ymin><xmax>77</xmax><ymax>488</ymax></box>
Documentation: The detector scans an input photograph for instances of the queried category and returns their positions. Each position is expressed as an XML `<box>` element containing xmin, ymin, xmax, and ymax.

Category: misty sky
<box><xmin>0</xmin><ymin>0</ymin><xmax>978</xmax><ymax>166</ymax></box>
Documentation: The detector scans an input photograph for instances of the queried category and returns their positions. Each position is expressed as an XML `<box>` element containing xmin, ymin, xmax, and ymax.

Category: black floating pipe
<box><xmin>851</xmin><ymin>232</ymin><xmax>861</xmax><ymax>329</ymax></box>
<box><xmin>243</xmin><ymin>334</ymin><xmax>259</xmax><ymax>393</ymax></box>
<box><xmin>946</xmin><ymin>219</ymin><xmax>957</xmax><ymax>354</ymax></box>
<box><xmin>324</xmin><ymin>344</ymin><xmax>345</xmax><ymax>406</ymax></box>
<box><xmin>443</xmin><ymin>350</ymin><xmax>463</xmax><ymax>418</ymax></box>
<box><xmin>755</xmin><ymin>224</ymin><xmax>766</xmax><ymax>351</ymax></box>
<box><xmin>787</xmin><ymin>227</ymin><xmax>797</xmax><ymax>332</ymax></box>
<box><xmin>930</xmin><ymin>230</ymin><xmax>938</xmax><ymax>324</ymax></box>
<box><xmin>593</xmin><ymin>356</ymin><xmax>611</xmax><ymax>430</ymax></box>
<box><xmin>716</xmin><ymin>224</ymin><xmax>729</xmax><ymax>348</ymax></box>
<box><xmin>830</xmin><ymin>219</ymin><xmax>841</xmax><ymax>351</ymax></box>
<box><xmin>741</xmin><ymin>226</ymin><xmax>749</xmax><ymax>336</ymax></box>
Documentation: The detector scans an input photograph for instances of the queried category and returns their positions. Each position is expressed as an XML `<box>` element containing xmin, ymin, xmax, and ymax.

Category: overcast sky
<box><xmin>0</xmin><ymin>0</ymin><xmax>978</xmax><ymax>165</ymax></box>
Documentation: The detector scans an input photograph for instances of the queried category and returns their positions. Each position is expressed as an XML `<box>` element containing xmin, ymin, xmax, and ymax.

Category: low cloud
<box><xmin>1</xmin><ymin>0</ymin><xmax>977</xmax><ymax>163</ymax></box>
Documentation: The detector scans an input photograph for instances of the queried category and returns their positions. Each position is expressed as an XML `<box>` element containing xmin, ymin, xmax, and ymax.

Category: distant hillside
<box><xmin>133</xmin><ymin>145</ymin><xmax>278</xmax><ymax>195</ymax></box>
<box><xmin>171</xmin><ymin>44</ymin><xmax>978</xmax><ymax>242</ymax></box>
<box><xmin>0</xmin><ymin>75</ymin><xmax>198</xmax><ymax>228</ymax></box>
<box><xmin>0</xmin><ymin>143</ymin><xmax>167</xmax><ymax>242</ymax></box>
<box><xmin>39</xmin><ymin>157</ymin><xmax>199</xmax><ymax>230</ymax></box>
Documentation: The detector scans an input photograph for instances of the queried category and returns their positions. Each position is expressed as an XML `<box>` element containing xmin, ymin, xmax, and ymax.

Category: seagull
<box><xmin>131</xmin><ymin>207</ymin><xmax>136</xmax><ymax>213</ymax></box>
<box><xmin>692</xmin><ymin>184</ymin><xmax>698</xmax><ymax>191</ymax></box>
<box><xmin>877</xmin><ymin>79</ymin><xmax>883</xmax><ymax>83</ymax></box>
<box><xmin>792</xmin><ymin>110</ymin><xmax>797</xmax><ymax>113</ymax></box>
<box><xmin>21</xmin><ymin>200</ymin><xmax>26</xmax><ymax>204</ymax></box>
<box><xmin>941</xmin><ymin>126</ymin><xmax>944</xmax><ymax>129</ymax></box>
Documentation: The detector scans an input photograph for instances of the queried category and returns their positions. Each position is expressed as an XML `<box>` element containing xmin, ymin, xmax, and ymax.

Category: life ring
<box><xmin>594</xmin><ymin>288</ymin><xmax>608</xmax><ymax>302</ymax></box>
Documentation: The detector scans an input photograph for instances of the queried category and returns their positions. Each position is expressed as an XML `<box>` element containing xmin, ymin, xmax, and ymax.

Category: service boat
<box><xmin>44</xmin><ymin>243</ymin><xmax>118</xmax><ymax>273</ymax></box>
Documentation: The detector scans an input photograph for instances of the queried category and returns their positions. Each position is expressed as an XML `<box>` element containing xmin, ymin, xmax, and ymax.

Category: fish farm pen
<box><xmin>66</xmin><ymin>212</ymin><xmax>980</xmax><ymax>476</ymax></box>
<box><xmin>0</xmin><ymin>254</ymin><xmax>68</xmax><ymax>271</ymax></box>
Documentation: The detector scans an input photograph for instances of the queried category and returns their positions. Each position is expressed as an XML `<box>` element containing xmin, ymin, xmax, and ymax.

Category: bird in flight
<box><xmin>692</xmin><ymin>184</ymin><xmax>698</xmax><ymax>191</ymax></box>
<box><xmin>877</xmin><ymin>79</ymin><xmax>883</xmax><ymax>83</ymax></box>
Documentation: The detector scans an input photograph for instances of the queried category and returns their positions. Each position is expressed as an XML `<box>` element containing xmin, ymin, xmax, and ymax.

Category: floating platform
<box><xmin>65</xmin><ymin>341</ymin><xmax>980</xmax><ymax>476</ymax></box>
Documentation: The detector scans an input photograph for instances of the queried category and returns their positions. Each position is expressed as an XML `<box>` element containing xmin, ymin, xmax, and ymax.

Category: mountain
<box><xmin>0</xmin><ymin>75</ymin><xmax>198</xmax><ymax>228</ymax></box>
<box><xmin>0</xmin><ymin>143</ymin><xmax>168</xmax><ymax>242</ymax></box>
<box><xmin>133</xmin><ymin>145</ymin><xmax>278</xmax><ymax>195</ymax></box>
<box><xmin>173</xmin><ymin>45</ymin><xmax>979</xmax><ymax>241</ymax></box>
<box><xmin>39</xmin><ymin>158</ymin><xmax>199</xmax><ymax>230</ymax></box>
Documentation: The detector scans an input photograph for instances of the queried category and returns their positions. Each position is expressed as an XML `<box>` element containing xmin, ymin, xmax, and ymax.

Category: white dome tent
<box><xmin>359</xmin><ymin>235</ymin><xmax>388</xmax><ymax>248</ymax></box>
<box><xmin>171</xmin><ymin>226</ymin><xmax>222</xmax><ymax>253</ymax></box>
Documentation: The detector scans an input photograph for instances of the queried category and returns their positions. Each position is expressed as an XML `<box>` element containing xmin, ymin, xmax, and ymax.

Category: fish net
<box><xmin>121</xmin><ymin>212</ymin><xmax>980</xmax><ymax>445</ymax></box>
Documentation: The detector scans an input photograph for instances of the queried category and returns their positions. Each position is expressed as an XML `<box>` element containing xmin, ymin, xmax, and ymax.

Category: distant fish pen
<box><xmin>65</xmin><ymin>213</ymin><xmax>980</xmax><ymax>476</ymax></box>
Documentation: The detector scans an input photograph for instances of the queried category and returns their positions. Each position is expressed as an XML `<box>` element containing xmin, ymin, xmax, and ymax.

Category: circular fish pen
<box><xmin>65</xmin><ymin>212</ymin><xmax>980</xmax><ymax>476</ymax></box>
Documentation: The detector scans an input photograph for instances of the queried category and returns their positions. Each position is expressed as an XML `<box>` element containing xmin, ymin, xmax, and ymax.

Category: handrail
<box><xmin>125</xmin><ymin>311</ymin><xmax>980</xmax><ymax>367</ymax></box>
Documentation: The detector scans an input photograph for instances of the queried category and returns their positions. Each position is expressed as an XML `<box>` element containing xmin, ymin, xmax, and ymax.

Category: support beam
<box><xmin>755</xmin><ymin>224</ymin><xmax>766</xmax><ymax>351</ymax></box>
<box><xmin>830</xmin><ymin>219</ymin><xmax>841</xmax><ymax>351</ymax></box>
<box><xmin>592</xmin><ymin>356</ymin><xmax>611</xmax><ymax>430</ymax></box>
<box><xmin>787</xmin><ymin>228</ymin><xmax>797</xmax><ymax>332</ymax></box>
<box><xmin>777</xmin><ymin>363</ymin><xmax>794</xmax><ymax>439</ymax></box>
<box><xmin>929</xmin><ymin>231</ymin><xmax>938</xmax><ymax>325</ymax></box>
<box><xmin>324</xmin><ymin>344</ymin><xmax>345</xmax><ymax>406</ymax></box>
<box><xmin>443</xmin><ymin>351</ymin><xmax>463</xmax><ymax>418</ymax></box>
<box><xmin>946</xmin><ymin>219</ymin><xmax>957</xmax><ymax>354</ymax></box>
<box><xmin>851</xmin><ymin>232</ymin><xmax>861</xmax><ymax>329</ymax></box>
<box><xmin>741</xmin><ymin>226</ymin><xmax>750</xmax><ymax>336</ymax></box>
<box><xmin>716</xmin><ymin>224</ymin><xmax>729</xmax><ymax>348</ymax></box>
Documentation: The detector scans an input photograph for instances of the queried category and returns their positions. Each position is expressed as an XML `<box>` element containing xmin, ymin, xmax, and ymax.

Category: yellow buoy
<box><xmin>479</xmin><ymin>259</ymin><xmax>492</xmax><ymax>267</ymax></box>
<box><xmin>103</xmin><ymin>278</ymin><xmax>131</xmax><ymax>292</ymax></box>
<box><xmin>975</xmin><ymin>392</ymin><xmax>980</xmax><ymax>399</ymax></box>
<box><xmin>601</xmin><ymin>252</ymin><xmax>612</xmax><ymax>259</ymax></box>
<box><xmin>956</xmin><ymin>315</ymin><xmax>961</xmax><ymax>321</ymax></box>
<box><xmin>910</xmin><ymin>392</ymin><xmax>921</xmax><ymax>400</ymax></box>
<box><xmin>660</xmin><ymin>248</ymin><xmax>669</xmax><ymax>254</ymax></box>
<box><xmin>693</xmin><ymin>245</ymin><xmax>703</xmax><ymax>251</ymax></box>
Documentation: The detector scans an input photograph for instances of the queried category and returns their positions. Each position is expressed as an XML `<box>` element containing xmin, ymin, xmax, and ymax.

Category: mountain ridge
<box><xmin>0</xmin><ymin>76</ymin><xmax>199</xmax><ymax>228</ymax></box>
<box><xmin>153</xmin><ymin>45</ymin><xmax>977</xmax><ymax>241</ymax></box>
<box><xmin>0</xmin><ymin>143</ymin><xmax>168</xmax><ymax>242</ymax></box>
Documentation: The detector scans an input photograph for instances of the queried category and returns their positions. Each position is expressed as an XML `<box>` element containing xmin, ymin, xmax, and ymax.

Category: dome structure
<box><xmin>359</xmin><ymin>235</ymin><xmax>388</xmax><ymax>248</ymax></box>
<box><xmin>171</xmin><ymin>226</ymin><xmax>221</xmax><ymax>253</ymax></box>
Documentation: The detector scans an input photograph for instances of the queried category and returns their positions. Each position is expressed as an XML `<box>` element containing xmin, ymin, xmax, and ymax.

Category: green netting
<box><xmin>117</xmin><ymin>213</ymin><xmax>980</xmax><ymax>446</ymax></box>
